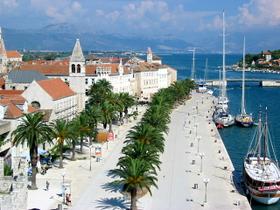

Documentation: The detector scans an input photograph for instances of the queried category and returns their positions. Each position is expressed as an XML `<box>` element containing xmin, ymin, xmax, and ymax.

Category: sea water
<box><xmin>160</xmin><ymin>53</ymin><xmax>280</xmax><ymax>210</ymax></box>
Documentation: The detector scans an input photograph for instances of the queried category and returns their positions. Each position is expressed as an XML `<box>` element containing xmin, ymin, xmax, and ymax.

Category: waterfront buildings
<box><xmin>18</xmin><ymin>40</ymin><xmax>177</xmax><ymax>103</ymax></box>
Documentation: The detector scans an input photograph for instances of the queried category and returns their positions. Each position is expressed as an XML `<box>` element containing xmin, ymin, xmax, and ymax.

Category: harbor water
<box><xmin>160</xmin><ymin>53</ymin><xmax>280</xmax><ymax>210</ymax></box>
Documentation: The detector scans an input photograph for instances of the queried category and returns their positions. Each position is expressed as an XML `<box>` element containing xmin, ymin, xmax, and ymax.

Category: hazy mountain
<box><xmin>2</xmin><ymin>24</ymin><xmax>193</xmax><ymax>52</ymax></box>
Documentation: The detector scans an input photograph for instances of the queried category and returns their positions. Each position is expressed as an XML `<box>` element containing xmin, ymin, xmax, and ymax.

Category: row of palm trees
<box><xmin>12</xmin><ymin>79</ymin><xmax>135</xmax><ymax>190</ymax></box>
<box><xmin>109</xmin><ymin>79</ymin><xmax>195</xmax><ymax>210</ymax></box>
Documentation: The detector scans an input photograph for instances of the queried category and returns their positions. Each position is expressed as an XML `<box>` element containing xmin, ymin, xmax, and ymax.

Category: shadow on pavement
<box><xmin>96</xmin><ymin>197</ymin><xmax>129</xmax><ymax>210</ymax></box>
<box><xmin>101</xmin><ymin>182</ymin><xmax>122</xmax><ymax>193</ymax></box>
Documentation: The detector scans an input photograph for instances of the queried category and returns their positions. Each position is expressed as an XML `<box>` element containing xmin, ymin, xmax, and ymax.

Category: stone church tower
<box><xmin>69</xmin><ymin>39</ymin><xmax>86</xmax><ymax>112</ymax></box>
<box><xmin>0</xmin><ymin>27</ymin><xmax>7</xmax><ymax>73</ymax></box>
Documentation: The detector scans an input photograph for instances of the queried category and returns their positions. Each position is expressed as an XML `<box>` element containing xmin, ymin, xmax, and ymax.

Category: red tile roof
<box><xmin>0</xmin><ymin>97</ymin><xmax>37</xmax><ymax>119</ymax></box>
<box><xmin>19</xmin><ymin>60</ymin><xmax>131</xmax><ymax>76</ymax></box>
<box><xmin>37</xmin><ymin>78</ymin><xmax>75</xmax><ymax>100</ymax></box>
<box><xmin>0</xmin><ymin>77</ymin><xmax>5</xmax><ymax>88</ymax></box>
<box><xmin>6</xmin><ymin>50</ymin><xmax>21</xmax><ymax>58</ymax></box>
<box><xmin>20</xmin><ymin>60</ymin><xmax>69</xmax><ymax>76</ymax></box>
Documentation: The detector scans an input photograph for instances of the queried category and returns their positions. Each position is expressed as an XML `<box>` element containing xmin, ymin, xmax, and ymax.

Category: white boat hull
<box><xmin>251</xmin><ymin>193</ymin><xmax>279</xmax><ymax>205</ymax></box>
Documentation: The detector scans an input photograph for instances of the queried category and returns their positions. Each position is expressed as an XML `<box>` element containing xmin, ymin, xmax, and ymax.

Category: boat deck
<box><xmin>244</xmin><ymin>157</ymin><xmax>280</xmax><ymax>182</ymax></box>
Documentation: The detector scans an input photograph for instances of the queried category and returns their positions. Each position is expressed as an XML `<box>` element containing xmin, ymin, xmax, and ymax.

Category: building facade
<box><xmin>22</xmin><ymin>78</ymin><xmax>78</xmax><ymax>121</ymax></box>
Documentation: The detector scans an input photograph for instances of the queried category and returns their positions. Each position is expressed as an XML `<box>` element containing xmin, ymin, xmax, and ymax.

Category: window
<box><xmin>85</xmin><ymin>78</ymin><xmax>88</xmax><ymax>85</ymax></box>
<box><xmin>85</xmin><ymin>89</ymin><xmax>89</xmax><ymax>96</ymax></box>
<box><xmin>24</xmin><ymin>86</ymin><xmax>28</xmax><ymax>90</ymax></box>
<box><xmin>71</xmin><ymin>64</ymin><xmax>75</xmax><ymax>73</ymax></box>
<box><xmin>92</xmin><ymin>78</ymin><xmax>95</xmax><ymax>84</ymax></box>
<box><xmin>12</xmin><ymin>86</ymin><xmax>16</xmax><ymax>90</ymax></box>
<box><xmin>77</xmin><ymin>64</ymin><xmax>81</xmax><ymax>73</ymax></box>
<box><xmin>31</xmin><ymin>101</ymin><xmax>41</xmax><ymax>109</ymax></box>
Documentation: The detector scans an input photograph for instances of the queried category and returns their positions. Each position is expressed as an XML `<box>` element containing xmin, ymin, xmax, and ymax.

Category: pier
<box><xmin>142</xmin><ymin>91</ymin><xmax>251</xmax><ymax>210</ymax></box>
<box><xmin>206</xmin><ymin>79</ymin><xmax>280</xmax><ymax>87</ymax></box>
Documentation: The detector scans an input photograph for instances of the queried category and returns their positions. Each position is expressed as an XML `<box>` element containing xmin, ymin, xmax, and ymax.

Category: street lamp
<box><xmin>194</xmin><ymin>123</ymin><xmax>199</xmax><ymax>139</ymax></box>
<box><xmin>62</xmin><ymin>172</ymin><xmax>66</xmax><ymax>204</ymax></box>
<box><xmin>197</xmin><ymin>136</ymin><xmax>202</xmax><ymax>154</ymax></box>
<box><xmin>199</xmin><ymin>153</ymin><xmax>205</xmax><ymax>173</ymax></box>
<box><xmin>89</xmin><ymin>145</ymin><xmax>93</xmax><ymax>171</ymax></box>
<box><xmin>203</xmin><ymin>178</ymin><xmax>210</xmax><ymax>203</ymax></box>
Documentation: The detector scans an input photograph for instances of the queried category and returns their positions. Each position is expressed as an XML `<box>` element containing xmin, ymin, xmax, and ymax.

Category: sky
<box><xmin>0</xmin><ymin>0</ymin><xmax>279</xmax><ymax>52</ymax></box>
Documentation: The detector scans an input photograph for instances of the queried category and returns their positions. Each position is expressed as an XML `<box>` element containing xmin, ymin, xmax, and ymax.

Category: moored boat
<box><xmin>243</xmin><ymin>108</ymin><xmax>280</xmax><ymax>205</ymax></box>
<box><xmin>235</xmin><ymin>37</ymin><xmax>254</xmax><ymax>127</ymax></box>
<box><xmin>213</xmin><ymin>11</ymin><xmax>234</xmax><ymax>127</ymax></box>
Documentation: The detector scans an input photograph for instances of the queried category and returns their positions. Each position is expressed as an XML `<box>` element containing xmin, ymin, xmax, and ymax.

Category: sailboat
<box><xmin>197</xmin><ymin>59</ymin><xmax>208</xmax><ymax>93</ymax></box>
<box><xmin>243</xmin><ymin>108</ymin><xmax>280</xmax><ymax>205</ymax></box>
<box><xmin>235</xmin><ymin>37</ymin><xmax>254</xmax><ymax>127</ymax></box>
<box><xmin>213</xmin><ymin>11</ymin><xmax>234</xmax><ymax>127</ymax></box>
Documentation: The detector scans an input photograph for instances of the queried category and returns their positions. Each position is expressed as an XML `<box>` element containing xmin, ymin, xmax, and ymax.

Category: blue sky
<box><xmin>0</xmin><ymin>0</ymin><xmax>279</xmax><ymax>52</ymax></box>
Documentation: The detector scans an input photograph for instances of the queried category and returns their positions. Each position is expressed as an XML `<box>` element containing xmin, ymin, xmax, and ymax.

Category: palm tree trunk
<box><xmin>71</xmin><ymin>141</ymin><xmax>76</xmax><ymax>160</ymax></box>
<box><xmin>130</xmin><ymin>188</ymin><xmax>137</xmax><ymax>210</ymax></box>
<box><xmin>30</xmin><ymin>146</ymin><xmax>38</xmax><ymax>190</ymax></box>
<box><xmin>80</xmin><ymin>135</ymin><xmax>83</xmax><ymax>153</ymax></box>
<box><xmin>109</xmin><ymin>123</ymin><xmax>112</xmax><ymax>132</ymax></box>
<box><xmin>59</xmin><ymin>143</ymin><xmax>63</xmax><ymax>168</ymax></box>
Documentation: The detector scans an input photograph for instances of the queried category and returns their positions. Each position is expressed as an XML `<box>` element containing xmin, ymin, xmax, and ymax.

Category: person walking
<box><xmin>46</xmin><ymin>180</ymin><xmax>50</xmax><ymax>191</ymax></box>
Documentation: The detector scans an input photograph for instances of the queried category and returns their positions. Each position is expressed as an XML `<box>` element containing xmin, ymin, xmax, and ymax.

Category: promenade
<box><xmin>141</xmin><ymin>91</ymin><xmax>251</xmax><ymax>210</ymax></box>
<box><xmin>27</xmin><ymin>106</ymin><xmax>147</xmax><ymax>210</ymax></box>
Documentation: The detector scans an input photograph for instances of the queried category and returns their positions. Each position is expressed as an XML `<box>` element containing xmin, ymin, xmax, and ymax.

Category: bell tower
<box><xmin>69</xmin><ymin>39</ymin><xmax>86</xmax><ymax>112</ymax></box>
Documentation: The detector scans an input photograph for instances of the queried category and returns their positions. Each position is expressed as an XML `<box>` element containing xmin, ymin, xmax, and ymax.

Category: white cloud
<box><xmin>238</xmin><ymin>0</ymin><xmax>280</xmax><ymax>26</ymax></box>
<box><xmin>30</xmin><ymin>0</ymin><xmax>83</xmax><ymax>23</ymax></box>
<box><xmin>0</xmin><ymin>0</ymin><xmax>18</xmax><ymax>9</ymax></box>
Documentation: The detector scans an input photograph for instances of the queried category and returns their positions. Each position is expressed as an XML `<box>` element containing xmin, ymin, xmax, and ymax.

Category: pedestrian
<box><xmin>46</xmin><ymin>180</ymin><xmax>49</xmax><ymax>191</ymax></box>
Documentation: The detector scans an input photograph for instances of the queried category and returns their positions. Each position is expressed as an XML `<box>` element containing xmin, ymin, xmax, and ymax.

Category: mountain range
<box><xmin>2</xmin><ymin>24</ymin><xmax>192</xmax><ymax>53</ymax></box>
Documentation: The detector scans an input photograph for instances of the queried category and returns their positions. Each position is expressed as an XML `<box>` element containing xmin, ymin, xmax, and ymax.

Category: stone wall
<box><xmin>0</xmin><ymin>157</ymin><xmax>28</xmax><ymax>210</ymax></box>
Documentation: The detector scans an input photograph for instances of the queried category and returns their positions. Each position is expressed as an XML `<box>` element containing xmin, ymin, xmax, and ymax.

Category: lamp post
<box><xmin>62</xmin><ymin>172</ymin><xmax>66</xmax><ymax>204</ymax></box>
<box><xmin>197</xmin><ymin>136</ymin><xmax>202</xmax><ymax>154</ymax></box>
<box><xmin>199</xmin><ymin>153</ymin><xmax>205</xmax><ymax>173</ymax></box>
<box><xmin>194</xmin><ymin>123</ymin><xmax>199</xmax><ymax>139</ymax></box>
<box><xmin>203</xmin><ymin>178</ymin><xmax>210</xmax><ymax>203</ymax></box>
<box><xmin>89</xmin><ymin>145</ymin><xmax>92</xmax><ymax>171</ymax></box>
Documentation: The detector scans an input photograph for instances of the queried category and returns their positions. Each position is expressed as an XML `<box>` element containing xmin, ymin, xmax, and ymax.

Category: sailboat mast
<box><xmin>204</xmin><ymin>58</ymin><xmax>208</xmax><ymax>82</ymax></box>
<box><xmin>222</xmin><ymin>11</ymin><xmax>226</xmax><ymax>99</ymax></box>
<box><xmin>241</xmin><ymin>37</ymin><xmax>246</xmax><ymax>115</ymax></box>
<box><xmin>257</xmin><ymin>109</ymin><xmax>262</xmax><ymax>162</ymax></box>
<box><xmin>263</xmin><ymin>107</ymin><xmax>268</xmax><ymax>162</ymax></box>
<box><xmin>190</xmin><ymin>48</ymin><xmax>196</xmax><ymax>80</ymax></box>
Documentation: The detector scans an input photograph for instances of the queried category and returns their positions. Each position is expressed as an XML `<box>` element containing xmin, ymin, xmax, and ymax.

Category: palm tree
<box><xmin>73</xmin><ymin>112</ymin><xmax>91</xmax><ymax>153</ymax></box>
<box><xmin>118</xmin><ymin>93</ymin><xmax>135</xmax><ymax>119</ymax></box>
<box><xmin>125</xmin><ymin>123</ymin><xmax>165</xmax><ymax>153</ymax></box>
<box><xmin>88</xmin><ymin>79</ymin><xmax>113</xmax><ymax>106</ymax></box>
<box><xmin>51</xmin><ymin>119</ymin><xmax>72</xmax><ymax>168</ymax></box>
<box><xmin>12</xmin><ymin>113</ymin><xmax>53</xmax><ymax>190</ymax></box>
<box><xmin>100</xmin><ymin>100</ymin><xmax>117</xmax><ymax>131</ymax></box>
<box><xmin>120</xmin><ymin>141</ymin><xmax>161</xmax><ymax>172</ymax></box>
<box><xmin>109</xmin><ymin>157</ymin><xmax>158</xmax><ymax>210</ymax></box>
<box><xmin>85</xmin><ymin>106</ymin><xmax>101</xmax><ymax>142</ymax></box>
<box><xmin>66</xmin><ymin>121</ymin><xmax>79</xmax><ymax>161</ymax></box>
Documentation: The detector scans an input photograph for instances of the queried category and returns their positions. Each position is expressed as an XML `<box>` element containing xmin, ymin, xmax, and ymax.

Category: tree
<box><xmin>73</xmin><ymin>112</ymin><xmax>91</xmax><ymax>153</ymax></box>
<box><xmin>118</xmin><ymin>93</ymin><xmax>135</xmax><ymax>119</ymax></box>
<box><xmin>51</xmin><ymin>119</ymin><xmax>72</xmax><ymax>168</ymax></box>
<box><xmin>88</xmin><ymin>79</ymin><xmax>113</xmax><ymax>106</ymax></box>
<box><xmin>85</xmin><ymin>106</ymin><xmax>101</xmax><ymax>142</ymax></box>
<box><xmin>120</xmin><ymin>141</ymin><xmax>161</xmax><ymax>173</ymax></box>
<box><xmin>125</xmin><ymin>123</ymin><xmax>165</xmax><ymax>153</ymax></box>
<box><xmin>12</xmin><ymin>113</ymin><xmax>53</xmax><ymax>190</ymax></box>
<box><xmin>109</xmin><ymin>158</ymin><xmax>158</xmax><ymax>210</ymax></box>
<box><xmin>100</xmin><ymin>101</ymin><xmax>117</xmax><ymax>131</ymax></box>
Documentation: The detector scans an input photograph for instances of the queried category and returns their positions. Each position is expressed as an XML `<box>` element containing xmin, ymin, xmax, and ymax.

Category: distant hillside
<box><xmin>2</xmin><ymin>24</ymin><xmax>193</xmax><ymax>52</ymax></box>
